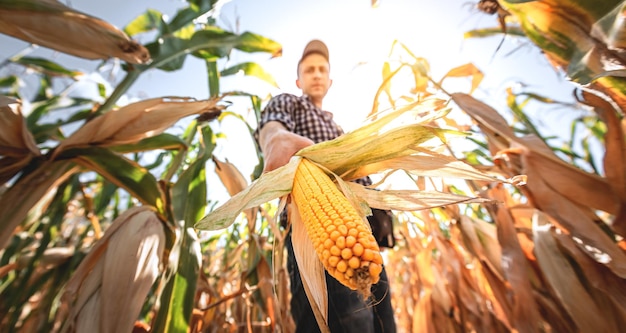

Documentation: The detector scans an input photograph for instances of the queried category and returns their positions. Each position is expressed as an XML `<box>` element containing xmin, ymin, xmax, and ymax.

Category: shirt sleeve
<box><xmin>253</xmin><ymin>93</ymin><xmax>297</xmax><ymax>144</ymax></box>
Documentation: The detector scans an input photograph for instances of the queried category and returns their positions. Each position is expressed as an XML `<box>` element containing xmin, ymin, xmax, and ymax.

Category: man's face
<box><xmin>296</xmin><ymin>53</ymin><xmax>332</xmax><ymax>103</ymax></box>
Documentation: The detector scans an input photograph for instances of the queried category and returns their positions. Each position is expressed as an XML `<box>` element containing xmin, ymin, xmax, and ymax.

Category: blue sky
<box><xmin>0</xmin><ymin>0</ymin><xmax>583</xmax><ymax>197</ymax></box>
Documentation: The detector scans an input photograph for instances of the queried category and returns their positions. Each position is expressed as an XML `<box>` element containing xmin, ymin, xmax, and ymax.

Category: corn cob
<box><xmin>291</xmin><ymin>158</ymin><xmax>383</xmax><ymax>297</ymax></box>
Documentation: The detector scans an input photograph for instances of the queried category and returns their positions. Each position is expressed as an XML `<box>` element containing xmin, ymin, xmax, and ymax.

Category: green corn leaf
<box><xmin>463</xmin><ymin>26</ymin><xmax>528</xmax><ymax>39</ymax></box>
<box><xmin>220</xmin><ymin>62</ymin><xmax>279</xmax><ymax>87</ymax></box>
<box><xmin>11</xmin><ymin>57</ymin><xmax>83</xmax><ymax>78</ymax></box>
<box><xmin>172</xmin><ymin>125</ymin><xmax>216</xmax><ymax>226</ymax></box>
<box><xmin>190</xmin><ymin>29</ymin><xmax>282</xmax><ymax>61</ymax></box>
<box><xmin>123</xmin><ymin>8</ymin><xmax>164</xmax><ymax>37</ymax></box>
<box><xmin>111</xmin><ymin>133</ymin><xmax>188</xmax><ymax>154</ymax></box>
<box><xmin>152</xmin><ymin>126</ymin><xmax>215</xmax><ymax>332</ymax></box>
<box><xmin>233</xmin><ymin>32</ymin><xmax>282</xmax><ymax>56</ymax></box>
<box><xmin>167</xmin><ymin>0</ymin><xmax>218</xmax><ymax>33</ymax></box>
<box><xmin>144</xmin><ymin>36</ymin><xmax>190</xmax><ymax>72</ymax></box>
<box><xmin>188</xmin><ymin>28</ymin><xmax>241</xmax><ymax>61</ymax></box>
<box><xmin>151</xmin><ymin>228</ymin><xmax>201</xmax><ymax>333</ymax></box>
<box><xmin>59</xmin><ymin>147</ymin><xmax>165</xmax><ymax>215</ymax></box>
<box><xmin>206</xmin><ymin>60</ymin><xmax>220</xmax><ymax>98</ymax></box>
<box><xmin>93</xmin><ymin>177</ymin><xmax>120</xmax><ymax>217</ymax></box>
<box><xmin>0</xmin><ymin>75</ymin><xmax>18</xmax><ymax>88</ymax></box>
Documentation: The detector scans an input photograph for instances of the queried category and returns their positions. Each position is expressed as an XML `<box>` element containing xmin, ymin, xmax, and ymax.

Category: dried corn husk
<box><xmin>0</xmin><ymin>96</ymin><xmax>39</xmax><ymax>156</ymax></box>
<box><xmin>59</xmin><ymin>206</ymin><xmax>165</xmax><ymax>333</ymax></box>
<box><xmin>54</xmin><ymin>97</ymin><xmax>222</xmax><ymax>155</ymax></box>
<box><xmin>0</xmin><ymin>0</ymin><xmax>150</xmax><ymax>64</ymax></box>
<box><xmin>0</xmin><ymin>96</ymin><xmax>40</xmax><ymax>183</ymax></box>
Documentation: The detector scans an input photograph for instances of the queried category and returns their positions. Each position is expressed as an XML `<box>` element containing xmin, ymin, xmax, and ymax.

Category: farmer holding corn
<box><xmin>255</xmin><ymin>40</ymin><xmax>396</xmax><ymax>333</ymax></box>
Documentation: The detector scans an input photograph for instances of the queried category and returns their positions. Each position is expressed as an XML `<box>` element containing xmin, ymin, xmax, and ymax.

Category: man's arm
<box><xmin>258</xmin><ymin>121</ymin><xmax>314</xmax><ymax>172</ymax></box>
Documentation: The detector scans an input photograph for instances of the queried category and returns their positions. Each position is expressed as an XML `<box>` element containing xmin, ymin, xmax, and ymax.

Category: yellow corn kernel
<box><xmin>292</xmin><ymin>158</ymin><xmax>383</xmax><ymax>298</ymax></box>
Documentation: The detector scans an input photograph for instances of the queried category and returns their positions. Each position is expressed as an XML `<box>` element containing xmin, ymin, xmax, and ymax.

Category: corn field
<box><xmin>1</xmin><ymin>0</ymin><xmax>625</xmax><ymax>332</ymax></box>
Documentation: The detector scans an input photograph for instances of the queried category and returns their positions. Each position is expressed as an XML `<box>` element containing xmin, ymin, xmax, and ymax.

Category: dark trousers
<box><xmin>286</xmin><ymin>234</ymin><xmax>397</xmax><ymax>333</ymax></box>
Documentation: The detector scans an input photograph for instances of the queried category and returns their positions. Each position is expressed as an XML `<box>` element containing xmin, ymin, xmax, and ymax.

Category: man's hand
<box><xmin>259</xmin><ymin>121</ymin><xmax>314</xmax><ymax>172</ymax></box>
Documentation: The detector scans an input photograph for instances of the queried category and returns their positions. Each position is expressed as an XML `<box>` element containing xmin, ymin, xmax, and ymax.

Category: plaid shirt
<box><xmin>256</xmin><ymin>93</ymin><xmax>372</xmax><ymax>186</ymax></box>
<box><xmin>258</xmin><ymin>93</ymin><xmax>342</xmax><ymax>143</ymax></box>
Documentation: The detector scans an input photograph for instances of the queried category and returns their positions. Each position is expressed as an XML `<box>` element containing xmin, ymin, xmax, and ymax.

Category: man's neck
<box><xmin>307</xmin><ymin>95</ymin><xmax>323</xmax><ymax>109</ymax></box>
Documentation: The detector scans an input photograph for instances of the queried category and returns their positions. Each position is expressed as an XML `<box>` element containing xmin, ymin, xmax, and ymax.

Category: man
<box><xmin>255</xmin><ymin>40</ymin><xmax>396</xmax><ymax>333</ymax></box>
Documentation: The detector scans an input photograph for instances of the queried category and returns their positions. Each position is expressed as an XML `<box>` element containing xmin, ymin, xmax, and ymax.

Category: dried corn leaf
<box><xmin>578</xmin><ymin>89</ymin><xmax>626</xmax><ymax>236</ymax></box>
<box><xmin>345</xmin><ymin>182</ymin><xmax>491</xmax><ymax>211</ymax></box>
<box><xmin>195</xmin><ymin>156</ymin><xmax>300</xmax><ymax>230</ymax></box>
<box><xmin>0</xmin><ymin>97</ymin><xmax>40</xmax><ymax>183</ymax></box>
<box><xmin>456</xmin><ymin>264</ymin><xmax>482</xmax><ymax>321</ymax></box>
<box><xmin>249</xmin><ymin>250</ymin><xmax>280</xmax><ymax>331</ymax></box>
<box><xmin>61</xmin><ymin>206</ymin><xmax>165</xmax><ymax>333</ymax></box>
<box><xmin>532</xmin><ymin>212</ymin><xmax>617</xmax><ymax>333</ymax></box>
<box><xmin>346</xmin><ymin>152</ymin><xmax>499</xmax><ymax>183</ymax></box>
<box><xmin>582</xmin><ymin>90</ymin><xmax>625</xmax><ymax>196</ymax></box>
<box><xmin>438</xmin><ymin>63</ymin><xmax>484</xmax><ymax>94</ymax></box>
<box><xmin>101</xmin><ymin>209</ymin><xmax>164</xmax><ymax>333</ymax></box>
<box><xmin>212</xmin><ymin>157</ymin><xmax>258</xmax><ymax>237</ymax></box>
<box><xmin>0</xmin><ymin>96</ymin><xmax>39</xmax><ymax>155</ymax></box>
<box><xmin>0</xmin><ymin>155</ymin><xmax>32</xmax><ymax>185</ymax></box>
<box><xmin>55</xmin><ymin>98</ymin><xmax>220</xmax><ymax>153</ymax></box>
<box><xmin>430</xmin><ymin>267</ymin><xmax>452</xmax><ymax>317</ymax></box>
<box><xmin>457</xmin><ymin>216</ymin><xmax>504</xmax><ymax>280</ymax></box>
<box><xmin>501</xmin><ymin>0</ymin><xmax>626</xmax><ymax>77</ymax></box>
<box><xmin>454</xmin><ymin>92</ymin><xmax>621</xmax><ymax>214</ymax></box>
<box><xmin>520</xmin><ymin>135</ymin><xmax>619</xmax><ymax>213</ymax></box>
<box><xmin>554</xmin><ymin>229</ymin><xmax>626</xmax><ymax>320</ymax></box>
<box><xmin>451</xmin><ymin>93</ymin><xmax>514</xmax><ymax>153</ymax></box>
<box><xmin>0</xmin><ymin>160</ymin><xmax>77</xmax><ymax>249</ymax></box>
<box><xmin>213</xmin><ymin>157</ymin><xmax>249</xmax><ymax>197</ymax></box>
<box><xmin>488</xmin><ymin>185</ymin><xmax>542</xmax><ymax>333</ymax></box>
<box><xmin>415</xmin><ymin>242</ymin><xmax>436</xmax><ymax>289</ymax></box>
<box><xmin>477</xmin><ymin>261</ymin><xmax>513</xmax><ymax>330</ymax></box>
<box><xmin>0</xmin><ymin>0</ymin><xmax>149</xmax><ymax>64</ymax></box>
<box><xmin>412</xmin><ymin>290</ymin><xmax>435</xmax><ymax>333</ymax></box>
<box><xmin>515</xmin><ymin>136</ymin><xmax>626</xmax><ymax>278</ymax></box>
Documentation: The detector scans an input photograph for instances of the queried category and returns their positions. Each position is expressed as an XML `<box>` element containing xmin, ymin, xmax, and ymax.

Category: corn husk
<box><xmin>59</xmin><ymin>206</ymin><xmax>165</xmax><ymax>333</ymax></box>
<box><xmin>0</xmin><ymin>96</ymin><xmax>40</xmax><ymax>183</ymax></box>
<box><xmin>54</xmin><ymin>97</ymin><xmax>221</xmax><ymax>155</ymax></box>
<box><xmin>289</xmin><ymin>203</ymin><xmax>330</xmax><ymax>332</ymax></box>
<box><xmin>0</xmin><ymin>0</ymin><xmax>150</xmax><ymax>64</ymax></box>
<box><xmin>0</xmin><ymin>96</ymin><xmax>39</xmax><ymax>156</ymax></box>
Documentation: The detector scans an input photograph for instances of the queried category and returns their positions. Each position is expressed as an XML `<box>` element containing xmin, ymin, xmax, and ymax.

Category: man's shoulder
<box><xmin>265</xmin><ymin>93</ymin><xmax>307</xmax><ymax>110</ymax></box>
<box><xmin>269</xmin><ymin>93</ymin><xmax>301</xmax><ymax>103</ymax></box>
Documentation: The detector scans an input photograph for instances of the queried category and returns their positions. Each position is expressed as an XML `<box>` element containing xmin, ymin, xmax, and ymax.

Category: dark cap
<box><xmin>298</xmin><ymin>39</ymin><xmax>329</xmax><ymax>69</ymax></box>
